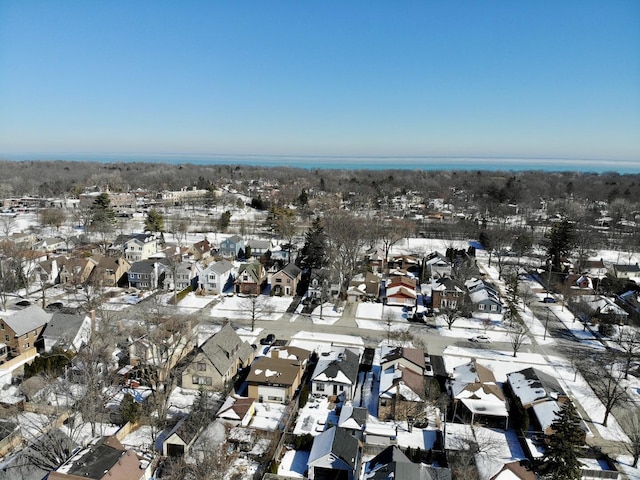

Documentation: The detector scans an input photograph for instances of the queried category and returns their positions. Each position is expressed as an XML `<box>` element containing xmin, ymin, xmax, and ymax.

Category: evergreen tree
<box><xmin>218</xmin><ymin>210</ymin><xmax>232</xmax><ymax>232</ymax></box>
<box><xmin>90</xmin><ymin>192</ymin><xmax>115</xmax><ymax>227</ymax></box>
<box><xmin>120</xmin><ymin>393</ymin><xmax>141</xmax><ymax>424</ymax></box>
<box><xmin>144</xmin><ymin>208</ymin><xmax>165</xmax><ymax>233</ymax></box>
<box><xmin>546</xmin><ymin>219</ymin><xmax>576</xmax><ymax>271</ymax></box>
<box><xmin>538</xmin><ymin>401</ymin><xmax>584</xmax><ymax>480</ymax></box>
<box><xmin>297</xmin><ymin>217</ymin><xmax>328</xmax><ymax>294</ymax></box>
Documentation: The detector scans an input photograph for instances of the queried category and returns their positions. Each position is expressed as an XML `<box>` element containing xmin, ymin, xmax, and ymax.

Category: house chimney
<box><xmin>272</xmin><ymin>349</ymin><xmax>279</xmax><ymax>359</ymax></box>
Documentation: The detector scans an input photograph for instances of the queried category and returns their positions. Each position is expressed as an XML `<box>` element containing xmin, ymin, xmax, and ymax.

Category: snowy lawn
<box><xmin>210</xmin><ymin>294</ymin><xmax>293</xmax><ymax>321</ymax></box>
<box><xmin>278</xmin><ymin>449</ymin><xmax>309</xmax><ymax>478</ymax></box>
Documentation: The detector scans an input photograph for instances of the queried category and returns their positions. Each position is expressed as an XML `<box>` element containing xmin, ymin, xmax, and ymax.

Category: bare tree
<box><xmin>619</xmin><ymin>408</ymin><xmax>640</xmax><ymax>468</ymax></box>
<box><xmin>375</xmin><ymin>218</ymin><xmax>415</xmax><ymax>272</ymax></box>
<box><xmin>40</xmin><ymin>207</ymin><xmax>66</xmax><ymax>232</ymax></box>
<box><xmin>131</xmin><ymin>299</ymin><xmax>198</xmax><ymax>443</ymax></box>
<box><xmin>439</xmin><ymin>302</ymin><xmax>472</xmax><ymax>330</ymax></box>
<box><xmin>613</xmin><ymin>327</ymin><xmax>640</xmax><ymax>380</ymax></box>
<box><xmin>240</xmin><ymin>294</ymin><xmax>273</xmax><ymax>332</ymax></box>
<box><xmin>0</xmin><ymin>213</ymin><xmax>17</xmax><ymax>237</ymax></box>
<box><xmin>324</xmin><ymin>211</ymin><xmax>371</xmax><ymax>299</ymax></box>
<box><xmin>508</xmin><ymin>323</ymin><xmax>528</xmax><ymax>358</ymax></box>
<box><xmin>170</xmin><ymin>215</ymin><xmax>190</xmax><ymax>248</ymax></box>
<box><xmin>580</xmin><ymin>353</ymin><xmax>629</xmax><ymax>426</ymax></box>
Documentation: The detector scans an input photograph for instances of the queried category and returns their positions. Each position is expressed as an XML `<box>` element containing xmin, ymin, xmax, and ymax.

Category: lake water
<box><xmin>1</xmin><ymin>152</ymin><xmax>638</xmax><ymax>173</ymax></box>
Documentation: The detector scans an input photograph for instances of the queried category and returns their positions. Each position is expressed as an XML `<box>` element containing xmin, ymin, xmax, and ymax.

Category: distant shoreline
<box><xmin>1</xmin><ymin>153</ymin><xmax>638</xmax><ymax>174</ymax></box>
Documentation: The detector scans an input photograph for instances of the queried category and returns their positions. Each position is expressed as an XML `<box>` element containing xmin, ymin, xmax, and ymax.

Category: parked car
<box><xmin>16</xmin><ymin>300</ymin><xmax>31</xmax><ymax>307</ymax></box>
<box><xmin>469</xmin><ymin>335</ymin><xmax>491</xmax><ymax>343</ymax></box>
<box><xmin>46</xmin><ymin>302</ymin><xmax>64</xmax><ymax>311</ymax></box>
<box><xmin>542</xmin><ymin>297</ymin><xmax>556</xmax><ymax>303</ymax></box>
<box><xmin>260</xmin><ymin>333</ymin><xmax>276</xmax><ymax>345</ymax></box>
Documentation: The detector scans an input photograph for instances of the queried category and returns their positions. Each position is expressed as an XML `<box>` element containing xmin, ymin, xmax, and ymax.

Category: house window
<box><xmin>0</xmin><ymin>323</ymin><xmax>4</xmax><ymax>330</ymax></box>
<box><xmin>192</xmin><ymin>376</ymin><xmax>212</xmax><ymax>386</ymax></box>
<box><xmin>268</xmin><ymin>395</ymin><xmax>282</xmax><ymax>402</ymax></box>
<box><xmin>276</xmin><ymin>278</ymin><xmax>282</xmax><ymax>283</ymax></box>
<box><xmin>197</xmin><ymin>362</ymin><xmax>207</xmax><ymax>372</ymax></box>
<box><xmin>24</xmin><ymin>333</ymin><xmax>28</xmax><ymax>339</ymax></box>
<box><xmin>478</xmin><ymin>304</ymin><xmax>485</xmax><ymax>311</ymax></box>
<box><xmin>5</xmin><ymin>335</ymin><xmax>9</xmax><ymax>342</ymax></box>
<box><xmin>24</xmin><ymin>343</ymin><xmax>29</xmax><ymax>349</ymax></box>
<box><xmin>490</xmin><ymin>304</ymin><xmax>498</xmax><ymax>312</ymax></box>
<box><xmin>316</xmin><ymin>383</ymin><xmax>325</xmax><ymax>392</ymax></box>
<box><xmin>381</xmin><ymin>399</ymin><xmax>388</xmax><ymax>406</ymax></box>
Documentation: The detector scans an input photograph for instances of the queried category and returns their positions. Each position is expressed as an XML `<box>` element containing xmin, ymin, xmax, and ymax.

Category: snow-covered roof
<box><xmin>531</xmin><ymin>400</ymin><xmax>560</xmax><ymax>432</ymax></box>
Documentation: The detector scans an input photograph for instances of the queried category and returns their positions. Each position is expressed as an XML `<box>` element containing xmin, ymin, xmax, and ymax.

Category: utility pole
<box><xmin>544</xmin><ymin>308</ymin><xmax>549</xmax><ymax>340</ymax></box>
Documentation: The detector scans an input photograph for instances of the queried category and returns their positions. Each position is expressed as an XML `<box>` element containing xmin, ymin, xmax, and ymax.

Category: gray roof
<box><xmin>201</xmin><ymin>323</ymin><xmax>254</xmax><ymax>376</ymax></box>
<box><xmin>209</xmin><ymin>259</ymin><xmax>234</xmax><ymax>275</ymax></box>
<box><xmin>367</xmin><ymin>445</ymin><xmax>421</xmax><ymax>480</ymax></box>
<box><xmin>313</xmin><ymin>348</ymin><xmax>360</xmax><ymax>385</ymax></box>
<box><xmin>278</xmin><ymin>262</ymin><xmax>301</xmax><ymax>279</ymax></box>
<box><xmin>308</xmin><ymin>426</ymin><xmax>359</xmax><ymax>470</ymax></box>
<box><xmin>42</xmin><ymin>312</ymin><xmax>86</xmax><ymax>343</ymax></box>
<box><xmin>129</xmin><ymin>259</ymin><xmax>169</xmax><ymax>274</ymax></box>
<box><xmin>1</xmin><ymin>305</ymin><xmax>51</xmax><ymax>336</ymax></box>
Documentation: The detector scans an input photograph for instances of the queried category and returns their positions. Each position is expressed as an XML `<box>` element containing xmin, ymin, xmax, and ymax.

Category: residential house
<box><xmin>609</xmin><ymin>263</ymin><xmax>640</xmax><ymax>279</ymax></box>
<box><xmin>424</xmin><ymin>251</ymin><xmax>452</xmax><ymax>279</ymax></box>
<box><xmin>348</xmin><ymin>272</ymin><xmax>381</xmax><ymax>300</ymax></box>
<box><xmin>33</xmin><ymin>236</ymin><xmax>68</xmax><ymax>253</ymax></box>
<box><xmin>246</xmin><ymin>238</ymin><xmax>272</xmax><ymax>258</ymax></box>
<box><xmin>219</xmin><ymin>235</ymin><xmax>245</xmax><ymax>259</ymax></box>
<box><xmin>385</xmin><ymin>276</ymin><xmax>417</xmax><ymax>308</ymax></box>
<box><xmin>58</xmin><ymin>256</ymin><xmax>97</xmax><ymax>286</ymax></box>
<box><xmin>311</xmin><ymin>347</ymin><xmax>360</xmax><ymax>400</ymax></box>
<box><xmin>378</xmin><ymin>346</ymin><xmax>427</xmax><ymax>421</ymax></box>
<box><xmin>48</xmin><ymin>435</ymin><xmax>151</xmax><ymax>480</ymax></box>
<box><xmin>127</xmin><ymin>259</ymin><xmax>167</xmax><ymax>290</ymax></box>
<box><xmin>246</xmin><ymin>353</ymin><xmax>308</xmax><ymax>404</ymax></box>
<box><xmin>365</xmin><ymin>445</ymin><xmax>452</xmax><ymax>480</ymax></box>
<box><xmin>465</xmin><ymin>278</ymin><xmax>503</xmax><ymax>314</ymax></box>
<box><xmin>582</xmin><ymin>258</ymin><xmax>607</xmax><ymax>278</ymax></box>
<box><xmin>216</xmin><ymin>394</ymin><xmax>256</xmax><ymax>427</ymax></box>
<box><xmin>364</xmin><ymin>246</ymin><xmax>385</xmax><ymax>272</ymax></box>
<box><xmin>448</xmin><ymin>359</ymin><xmax>508</xmax><ymax>429</ymax></box>
<box><xmin>337</xmin><ymin>402</ymin><xmax>368</xmax><ymax>436</ymax></box>
<box><xmin>0</xmin><ymin>305</ymin><xmax>51</xmax><ymax>358</ymax></box>
<box><xmin>506</xmin><ymin>367</ymin><xmax>573</xmax><ymax>437</ymax></box>
<box><xmin>389</xmin><ymin>254</ymin><xmax>420</xmax><ymax>276</ymax></box>
<box><xmin>588</xmin><ymin>296</ymin><xmax>629</xmax><ymax>325</ymax></box>
<box><xmin>198</xmin><ymin>259</ymin><xmax>235</xmax><ymax>294</ymax></box>
<box><xmin>380</xmin><ymin>346</ymin><xmax>426</xmax><ymax>375</ymax></box>
<box><xmin>34</xmin><ymin>256</ymin><xmax>61</xmax><ymax>285</ymax></box>
<box><xmin>182</xmin><ymin>323</ymin><xmax>255</xmax><ymax>390</ymax></box>
<box><xmin>270</xmin><ymin>262</ymin><xmax>301</xmax><ymax>296</ymax></box>
<box><xmin>40</xmin><ymin>311</ymin><xmax>92</xmax><ymax>352</ymax></box>
<box><xmin>617</xmin><ymin>290</ymin><xmax>640</xmax><ymax>322</ymax></box>
<box><xmin>163</xmin><ymin>260</ymin><xmax>197</xmax><ymax>292</ymax></box>
<box><xmin>307</xmin><ymin>426</ymin><xmax>362</xmax><ymax>480</ymax></box>
<box><xmin>90</xmin><ymin>254</ymin><xmax>130</xmax><ymax>287</ymax></box>
<box><xmin>123</xmin><ymin>233</ymin><xmax>160</xmax><ymax>263</ymax></box>
<box><xmin>163</xmin><ymin>417</ymin><xmax>200</xmax><ymax>457</ymax></box>
<box><xmin>129</xmin><ymin>318</ymin><xmax>195</xmax><ymax>383</ymax></box>
<box><xmin>188</xmin><ymin>237</ymin><xmax>214</xmax><ymax>261</ymax></box>
<box><xmin>235</xmin><ymin>262</ymin><xmax>267</xmax><ymax>295</ymax></box>
<box><xmin>431</xmin><ymin>277</ymin><xmax>465</xmax><ymax>309</ymax></box>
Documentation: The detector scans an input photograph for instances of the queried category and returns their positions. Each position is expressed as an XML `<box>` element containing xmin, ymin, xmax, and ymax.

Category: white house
<box><xmin>199</xmin><ymin>259</ymin><xmax>236</xmax><ymax>294</ymax></box>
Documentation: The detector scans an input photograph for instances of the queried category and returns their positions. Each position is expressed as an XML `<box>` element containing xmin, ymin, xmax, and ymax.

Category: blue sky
<box><xmin>1</xmin><ymin>1</ymin><xmax>639</xmax><ymax>164</ymax></box>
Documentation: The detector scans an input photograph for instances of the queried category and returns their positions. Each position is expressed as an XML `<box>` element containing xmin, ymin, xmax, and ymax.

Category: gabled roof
<box><xmin>613</xmin><ymin>263</ymin><xmax>640</xmax><ymax>273</ymax></box>
<box><xmin>237</xmin><ymin>262</ymin><xmax>264</xmax><ymax>283</ymax></box>
<box><xmin>379</xmin><ymin>366</ymin><xmax>426</xmax><ymax>402</ymax></box>
<box><xmin>337</xmin><ymin>403</ymin><xmax>368</xmax><ymax>430</ymax></box>
<box><xmin>41</xmin><ymin>312</ymin><xmax>87</xmax><ymax>343</ymax></box>
<box><xmin>166</xmin><ymin>417</ymin><xmax>200</xmax><ymax>446</ymax></box>
<box><xmin>222</xmin><ymin>235</ymin><xmax>243</xmax><ymax>244</ymax></box>
<box><xmin>128</xmin><ymin>258</ymin><xmax>169</xmax><ymax>274</ymax></box>
<box><xmin>207</xmin><ymin>259</ymin><xmax>235</xmax><ymax>275</ymax></box>
<box><xmin>308</xmin><ymin>426</ymin><xmax>359</xmax><ymax>471</ymax></box>
<box><xmin>312</xmin><ymin>348</ymin><xmax>359</xmax><ymax>386</ymax></box>
<box><xmin>506</xmin><ymin>367</ymin><xmax>567</xmax><ymax>406</ymax></box>
<box><xmin>432</xmin><ymin>277</ymin><xmax>464</xmax><ymax>292</ymax></box>
<box><xmin>217</xmin><ymin>394</ymin><xmax>255</xmax><ymax>421</ymax></box>
<box><xmin>380</xmin><ymin>346</ymin><xmax>426</xmax><ymax>372</ymax></box>
<box><xmin>366</xmin><ymin>445</ymin><xmax>422</xmax><ymax>480</ymax></box>
<box><xmin>246</xmin><ymin>356</ymin><xmax>301</xmax><ymax>387</ymax></box>
<box><xmin>1</xmin><ymin>305</ymin><xmax>51</xmax><ymax>336</ymax></box>
<box><xmin>200</xmin><ymin>323</ymin><xmax>253</xmax><ymax>376</ymax></box>
<box><xmin>275</xmin><ymin>262</ymin><xmax>301</xmax><ymax>279</ymax></box>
